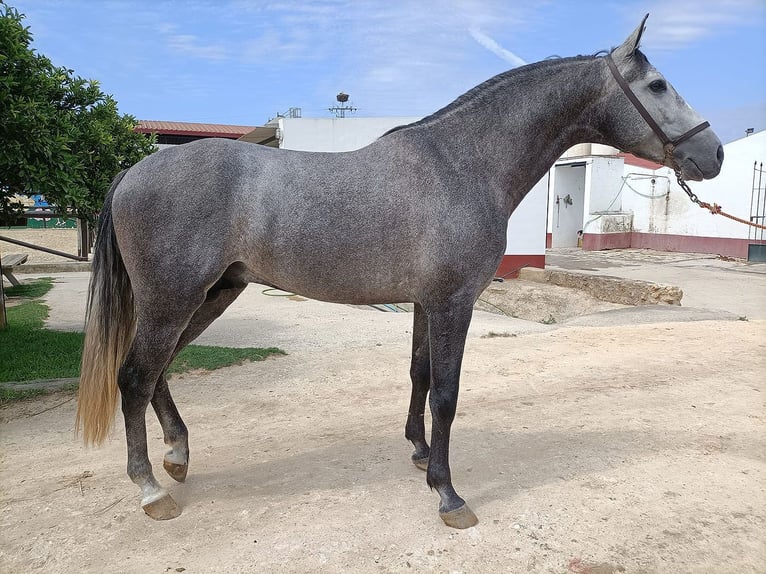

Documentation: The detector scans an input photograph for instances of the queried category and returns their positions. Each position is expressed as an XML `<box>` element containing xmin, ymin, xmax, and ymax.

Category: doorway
<box><xmin>550</xmin><ymin>163</ymin><xmax>586</xmax><ymax>248</ymax></box>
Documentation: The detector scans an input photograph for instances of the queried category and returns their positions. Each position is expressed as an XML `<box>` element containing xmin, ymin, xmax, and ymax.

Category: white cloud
<box><xmin>640</xmin><ymin>0</ymin><xmax>766</xmax><ymax>50</ymax></box>
<box><xmin>165</xmin><ymin>34</ymin><xmax>229</xmax><ymax>61</ymax></box>
<box><xmin>469</xmin><ymin>27</ymin><xmax>527</xmax><ymax>67</ymax></box>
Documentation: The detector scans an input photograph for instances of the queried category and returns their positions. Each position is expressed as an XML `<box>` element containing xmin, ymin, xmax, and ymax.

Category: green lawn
<box><xmin>1</xmin><ymin>278</ymin><xmax>285</xmax><ymax>402</ymax></box>
<box><xmin>0</xmin><ymin>299</ymin><xmax>85</xmax><ymax>381</ymax></box>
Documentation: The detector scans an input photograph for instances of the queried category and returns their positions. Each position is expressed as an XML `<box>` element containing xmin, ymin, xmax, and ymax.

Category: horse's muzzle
<box><xmin>672</xmin><ymin>139</ymin><xmax>723</xmax><ymax>182</ymax></box>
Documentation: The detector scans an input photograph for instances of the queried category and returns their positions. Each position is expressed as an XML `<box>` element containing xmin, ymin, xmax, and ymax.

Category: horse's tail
<box><xmin>76</xmin><ymin>170</ymin><xmax>136</xmax><ymax>446</ymax></box>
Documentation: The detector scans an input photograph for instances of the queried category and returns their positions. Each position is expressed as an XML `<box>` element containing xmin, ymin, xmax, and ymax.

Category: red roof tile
<box><xmin>620</xmin><ymin>152</ymin><xmax>663</xmax><ymax>170</ymax></box>
<box><xmin>135</xmin><ymin>120</ymin><xmax>256</xmax><ymax>138</ymax></box>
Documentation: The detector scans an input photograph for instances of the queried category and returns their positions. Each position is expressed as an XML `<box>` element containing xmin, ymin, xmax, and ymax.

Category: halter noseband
<box><xmin>604</xmin><ymin>54</ymin><xmax>710</xmax><ymax>167</ymax></box>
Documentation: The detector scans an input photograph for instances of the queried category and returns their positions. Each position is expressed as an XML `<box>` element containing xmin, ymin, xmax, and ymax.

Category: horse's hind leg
<box><xmin>119</xmin><ymin>310</ymin><xmax>192</xmax><ymax>520</ymax></box>
<box><xmin>406</xmin><ymin>303</ymin><xmax>431</xmax><ymax>470</ymax></box>
<box><xmin>151</xmin><ymin>374</ymin><xmax>189</xmax><ymax>483</ymax></box>
<box><xmin>125</xmin><ymin>275</ymin><xmax>248</xmax><ymax>520</ymax></box>
<box><xmin>151</xmin><ymin>285</ymin><xmax>247</xmax><ymax>482</ymax></box>
<box><xmin>150</xmin><ymin>281</ymin><xmax>247</xmax><ymax>484</ymax></box>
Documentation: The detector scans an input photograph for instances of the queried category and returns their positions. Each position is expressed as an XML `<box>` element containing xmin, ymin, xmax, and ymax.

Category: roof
<box><xmin>238</xmin><ymin>126</ymin><xmax>279</xmax><ymax>147</ymax></box>
<box><xmin>620</xmin><ymin>152</ymin><xmax>663</xmax><ymax>170</ymax></box>
<box><xmin>135</xmin><ymin>120</ymin><xmax>256</xmax><ymax>138</ymax></box>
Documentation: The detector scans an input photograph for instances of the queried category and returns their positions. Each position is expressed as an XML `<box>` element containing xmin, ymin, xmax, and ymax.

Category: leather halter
<box><xmin>604</xmin><ymin>54</ymin><xmax>710</xmax><ymax>155</ymax></box>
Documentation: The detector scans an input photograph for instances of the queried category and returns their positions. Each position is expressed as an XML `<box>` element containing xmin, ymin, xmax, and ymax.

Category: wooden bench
<box><xmin>1</xmin><ymin>253</ymin><xmax>28</xmax><ymax>287</ymax></box>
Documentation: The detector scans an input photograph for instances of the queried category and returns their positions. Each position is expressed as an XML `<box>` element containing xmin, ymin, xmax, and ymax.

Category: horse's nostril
<box><xmin>717</xmin><ymin>145</ymin><xmax>724</xmax><ymax>164</ymax></box>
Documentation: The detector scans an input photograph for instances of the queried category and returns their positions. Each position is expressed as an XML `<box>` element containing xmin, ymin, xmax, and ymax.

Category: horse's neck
<box><xmin>420</xmin><ymin>58</ymin><xmax>605</xmax><ymax>216</ymax></box>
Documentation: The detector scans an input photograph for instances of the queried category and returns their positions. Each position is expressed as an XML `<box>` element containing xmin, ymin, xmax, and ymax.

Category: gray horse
<box><xmin>77</xmin><ymin>15</ymin><xmax>722</xmax><ymax>529</ymax></box>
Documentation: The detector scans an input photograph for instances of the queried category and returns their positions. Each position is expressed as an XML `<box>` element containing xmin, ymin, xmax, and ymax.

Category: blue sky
<box><xmin>10</xmin><ymin>0</ymin><xmax>766</xmax><ymax>143</ymax></box>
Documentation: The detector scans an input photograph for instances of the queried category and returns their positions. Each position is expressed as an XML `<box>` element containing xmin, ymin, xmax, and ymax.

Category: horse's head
<box><xmin>600</xmin><ymin>15</ymin><xmax>723</xmax><ymax>181</ymax></box>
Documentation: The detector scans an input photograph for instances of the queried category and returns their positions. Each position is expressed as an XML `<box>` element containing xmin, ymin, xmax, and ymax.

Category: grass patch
<box><xmin>0</xmin><ymin>301</ymin><xmax>84</xmax><ymax>381</ymax></box>
<box><xmin>4</xmin><ymin>277</ymin><xmax>54</xmax><ymax>299</ymax></box>
<box><xmin>168</xmin><ymin>345</ymin><xmax>285</xmax><ymax>374</ymax></box>
<box><xmin>1</xmin><ymin>279</ymin><xmax>285</xmax><ymax>401</ymax></box>
<box><xmin>0</xmin><ymin>386</ymin><xmax>50</xmax><ymax>403</ymax></box>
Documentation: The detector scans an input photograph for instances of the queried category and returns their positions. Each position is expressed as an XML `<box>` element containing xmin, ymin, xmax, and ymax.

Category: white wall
<box><xmin>588</xmin><ymin>156</ymin><xmax>626</xmax><ymax>213</ymax></box>
<box><xmin>279</xmin><ymin>117</ymin><xmax>421</xmax><ymax>152</ymax></box>
<box><xmin>679</xmin><ymin>130</ymin><xmax>765</xmax><ymax>239</ymax></box>
<box><xmin>619</xmin><ymin>165</ymin><xmax>676</xmax><ymax>234</ymax></box>
<box><xmin>506</xmin><ymin>174</ymin><xmax>548</xmax><ymax>255</ymax></box>
<box><xmin>625</xmin><ymin>131</ymin><xmax>765</xmax><ymax>239</ymax></box>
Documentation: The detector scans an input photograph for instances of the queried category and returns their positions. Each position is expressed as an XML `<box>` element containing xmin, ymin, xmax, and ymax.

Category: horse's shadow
<box><xmin>172</xmin><ymin>424</ymin><xmax>663</xmax><ymax>515</ymax></box>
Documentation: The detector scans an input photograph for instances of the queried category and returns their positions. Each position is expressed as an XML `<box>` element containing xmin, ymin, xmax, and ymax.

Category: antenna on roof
<box><xmin>329</xmin><ymin>92</ymin><xmax>357</xmax><ymax>118</ymax></box>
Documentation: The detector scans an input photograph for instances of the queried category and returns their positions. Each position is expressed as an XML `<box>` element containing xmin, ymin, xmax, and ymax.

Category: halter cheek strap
<box><xmin>604</xmin><ymin>54</ymin><xmax>709</xmax><ymax>153</ymax></box>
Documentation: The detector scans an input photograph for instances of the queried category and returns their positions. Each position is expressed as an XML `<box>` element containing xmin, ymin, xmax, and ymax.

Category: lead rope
<box><xmin>664</xmin><ymin>144</ymin><xmax>766</xmax><ymax>231</ymax></box>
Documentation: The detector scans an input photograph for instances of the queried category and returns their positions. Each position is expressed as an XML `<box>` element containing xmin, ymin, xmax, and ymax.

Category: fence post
<box><xmin>0</xmin><ymin>259</ymin><xmax>7</xmax><ymax>330</ymax></box>
<box><xmin>77</xmin><ymin>218</ymin><xmax>90</xmax><ymax>259</ymax></box>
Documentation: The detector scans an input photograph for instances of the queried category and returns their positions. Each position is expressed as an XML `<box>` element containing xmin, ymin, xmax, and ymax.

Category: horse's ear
<box><xmin>613</xmin><ymin>13</ymin><xmax>649</xmax><ymax>61</ymax></box>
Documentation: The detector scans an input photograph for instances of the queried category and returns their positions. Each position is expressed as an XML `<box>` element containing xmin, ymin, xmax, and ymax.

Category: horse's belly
<box><xmin>252</xmin><ymin>254</ymin><xmax>418</xmax><ymax>305</ymax></box>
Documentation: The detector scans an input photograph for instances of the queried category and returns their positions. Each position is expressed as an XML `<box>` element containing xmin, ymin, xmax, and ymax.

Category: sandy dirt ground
<box><xmin>1</xmin><ymin>302</ymin><xmax>764</xmax><ymax>573</ymax></box>
<box><xmin>0</xmin><ymin>228</ymin><xmax>80</xmax><ymax>264</ymax></box>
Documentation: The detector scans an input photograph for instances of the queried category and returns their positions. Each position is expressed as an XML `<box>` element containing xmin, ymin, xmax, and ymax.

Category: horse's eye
<box><xmin>649</xmin><ymin>79</ymin><xmax>667</xmax><ymax>93</ymax></box>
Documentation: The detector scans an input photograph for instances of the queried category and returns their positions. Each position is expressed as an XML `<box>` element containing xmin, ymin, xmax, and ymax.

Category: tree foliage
<box><xmin>0</xmin><ymin>3</ymin><xmax>155</xmax><ymax>221</ymax></box>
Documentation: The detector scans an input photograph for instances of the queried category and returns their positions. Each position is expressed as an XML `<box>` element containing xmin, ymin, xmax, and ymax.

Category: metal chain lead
<box><xmin>675</xmin><ymin>169</ymin><xmax>701</xmax><ymax>206</ymax></box>
<box><xmin>663</xmin><ymin>144</ymin><xmax>700</xmax><ymax>205</ymax></box>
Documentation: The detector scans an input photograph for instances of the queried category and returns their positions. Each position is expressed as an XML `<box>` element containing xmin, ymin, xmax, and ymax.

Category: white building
<box><xmin>276</xmin><ymin>117</ymin><xmax>419</xmax><ymax>152</ymax></box>
<box><xmin>546</xmin><ymin>131</ymin><xmax>766</xmax><ymax>260</ymax></box>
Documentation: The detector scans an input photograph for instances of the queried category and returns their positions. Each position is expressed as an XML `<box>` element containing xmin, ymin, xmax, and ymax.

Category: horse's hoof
<box><xmin>412</xmin><ymin>456</ymin><xmax>429</xmax><ymax>471</ymax></box>
<box><xmin>163</xmin><ymin>459</ymin><xmax>188</xmax><ymax>483</ymax></box>
<box><xmin>439</xmin><ymin>504</ymin><xmax>479</xmax><ymax>529</ymax></box>
<box><xmin>142</xmin><ymin>493</ymin><xmax>182</xmax><ymax>520</ymax></box>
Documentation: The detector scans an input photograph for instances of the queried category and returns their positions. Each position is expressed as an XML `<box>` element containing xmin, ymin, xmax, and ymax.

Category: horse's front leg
<box><xmin>406</xmin><ymin>303</ymin><xmax>431</xmax><ymax>470</ymax></box>
<box><xmin>426</xmin><ymin>301</ymin><xmax>478</xmax><ymax>529</ymax></box>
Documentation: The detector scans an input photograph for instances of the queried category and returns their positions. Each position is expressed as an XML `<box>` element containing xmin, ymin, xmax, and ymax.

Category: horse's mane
<box><xmin>380</xmin><ymin>48</ymin><xmax>641</xmax><ymax>138</ymax></box>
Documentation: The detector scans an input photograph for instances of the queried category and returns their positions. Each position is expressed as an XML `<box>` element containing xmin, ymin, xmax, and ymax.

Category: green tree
<box><xmin>0</xmin><ymin>2</ymin><xmax>155</xmax><ymax>222</ymax></box>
